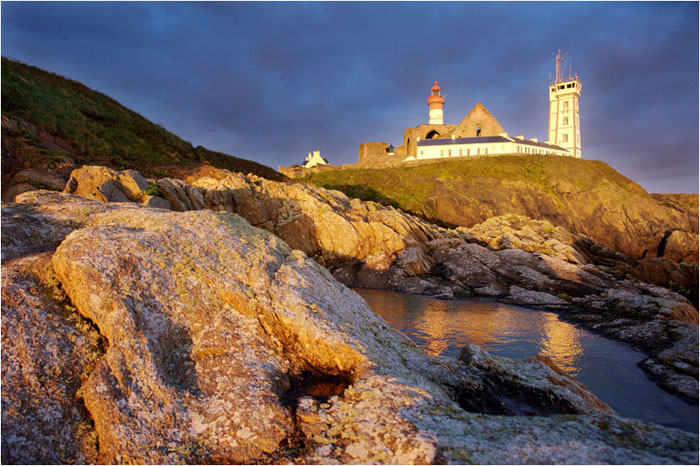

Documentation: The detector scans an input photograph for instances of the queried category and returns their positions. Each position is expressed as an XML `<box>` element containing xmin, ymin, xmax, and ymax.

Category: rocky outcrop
<box><xmin>304</xmin><ymin>157</ymin><xmax>699</xmax><ymax>263</ymax></box>
<box><xmin>1</xmin><ymin>253</ymin><xmax>102</xmax><ymax>464</ymax></box>
<box><xmin>54</xmin><ymin>166</ymin><xmax>700</xmax><ymax>402</ymax></box>
<box><xmin>662</xmin><ymin>230</ymin><xmax>700</xmax><ymax>263</ymax></box>
<box><xmin>424</xmin><ymin>175</ymin><xmax>699</xmax><ymax>263</ymax></box>
<box><xmin>2</xmin><ymin>191</ymin><xmax>697</xmax><ymax>464</ymax></box>
<box><xmin>463</xmin><ymin>214</ymin><xmax>586</xmax><ymax>264</ymax></box>
<box><xmin>63</xmin><ymin>166</ymin><xmax>171</xmax><ymax>209</ymax></box>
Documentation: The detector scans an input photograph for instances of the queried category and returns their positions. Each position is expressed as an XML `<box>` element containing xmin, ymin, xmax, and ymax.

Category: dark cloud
<box><xmin>2</xmin><ymin>1</ymin><xmax>697</xmax><ymax>192</ymax></box>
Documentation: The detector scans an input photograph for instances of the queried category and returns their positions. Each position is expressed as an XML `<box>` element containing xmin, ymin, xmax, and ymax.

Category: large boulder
<box><xmin>1</xmin><ymin>253</ymin><xmax>102</xmax><ymax>464</ymax></box>
<box><xmin>2</xmin><ymin>192</ymin><xmax>697</xmax><ymax>464</ymax></box>
<box><xmin>63</xmin><ymin>165</ymin><xmax>170</xmax><ymax>209</ymax></box>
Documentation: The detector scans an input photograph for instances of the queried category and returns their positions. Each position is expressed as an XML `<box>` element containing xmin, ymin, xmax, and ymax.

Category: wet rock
<box><xmin>457</xmin><ymin>345</ymin><xmax>614</xmax><ymax>415</ymax></box>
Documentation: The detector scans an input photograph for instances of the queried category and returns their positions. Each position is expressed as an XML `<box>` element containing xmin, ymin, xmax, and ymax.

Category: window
<box><xmin>563</xmin><ymin>117</ymin><xmax>569</xmax><ymax>125</ymax></box>
<box><xmin>467</xmin><ymin>148</ymin><xmax>470</xmax><ymax>156</ymax></box>
<box><xmin>448</xmin><ymin>149</ymin><xmax>451</xmax><ymax>157</ymax></box>
<box><xmin>562</xmin><ymin>134</ymin><xmax>569</xmax><ymax>143</ymax></box>
<box><xmin>563</xmin><ymin>101</ymin><xmax>569</xmax><ymax>111</ymax></box>
<box><xmin>420</xmin><ymin>150</ymin><xmax>424</xmax><ymax>156</ymax></box>
<box><xmin>484</xmin><ymin>148</ymin><xmax>488</xmax><ymax>155</ymax></box>
<box><xmin>476</xmin><ymin>148</ymin><xmax>480</xmax><ymax>155</ymax></box>
<box><xmin>476</xmin><ymin>126</ymin><xmax>482</xmax><ymax>137</ymax></box>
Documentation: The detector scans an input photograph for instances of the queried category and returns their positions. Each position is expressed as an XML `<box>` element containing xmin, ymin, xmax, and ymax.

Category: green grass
<box><xmin>302</xmin><ymin>155</ymin><xmax>646</xmax><ymax>219</ymax></box>
<box><xmin>1</xmin><ymin>57</ymin><xmax>284</xmax><ymax>180</ymax></box>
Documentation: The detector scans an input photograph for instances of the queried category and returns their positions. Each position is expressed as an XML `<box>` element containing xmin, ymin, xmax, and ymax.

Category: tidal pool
<box><xmin>355</xmin><ymin>288</ymin><xmax>698</xmax><ymax>433</ymax></box>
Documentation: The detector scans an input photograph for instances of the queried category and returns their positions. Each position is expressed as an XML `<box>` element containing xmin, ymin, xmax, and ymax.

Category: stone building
<box><xmin>358</xmin><ymin>51</ymin><xmax>582</xmax><ymax>165</ymax></box>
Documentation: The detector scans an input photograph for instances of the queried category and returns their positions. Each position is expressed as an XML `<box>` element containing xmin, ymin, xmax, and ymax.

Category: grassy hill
<box><xmin>302</xmin><ymin>156</ymin><xmax>698</xmax><ymax>261</ymax></box>
<box><xmin>1</xmin><ymin>57</ymin><xmax>284</xmax><ymax>182</ymax></box>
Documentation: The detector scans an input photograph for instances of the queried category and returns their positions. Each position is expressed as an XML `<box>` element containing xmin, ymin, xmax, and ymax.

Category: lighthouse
<box><xmin>427</xmin><ymin>81</ymin><xmax>445</xmax><ymax>125</ymax></box>
<box><xmin>548</xmin><ymin>50</ymin><xmax>582</xmax><ymax>157</ymax></box>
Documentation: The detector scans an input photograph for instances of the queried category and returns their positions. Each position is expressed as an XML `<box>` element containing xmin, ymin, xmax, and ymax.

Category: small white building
<box><xmin>409</xmin><ymin>133</ymin><xmax>570</xmax><ymax>161</ymax></box>
<box><xmin>302</xmin><ymin>150</ymin><xmax>329</xmax><ymax>168</ymax></box>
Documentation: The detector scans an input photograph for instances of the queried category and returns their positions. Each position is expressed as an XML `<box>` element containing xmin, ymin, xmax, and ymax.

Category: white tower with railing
<box><xmin>548</xmin><ymin>50</ymin><xmax>582</xmax><ymax>157</ymax></box>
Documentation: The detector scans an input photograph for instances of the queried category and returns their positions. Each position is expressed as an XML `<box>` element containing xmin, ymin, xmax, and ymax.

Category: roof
<box><xmin>417</xmin><ymin>135</ymin><xmax>568</xmax><ymax>151</ymax></box>
<box><xmin>418</xmin><ymin>136</ymin><xmax>511</xmax><ymax>146</ymax></box>
<box><xmin>513</xmin><ymin>138</ymin><xmax>568</xmax><ymax>150</ymax></box>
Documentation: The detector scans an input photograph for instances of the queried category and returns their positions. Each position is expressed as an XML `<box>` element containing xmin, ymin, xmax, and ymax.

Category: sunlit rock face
<box><xmin>49</xmin><ymin>166</ymin><xmax>699</xmax><ymax>401</ymax></box>
<box><xmin>2</xmin><ymin>192</ymin><xmax>697</xmax><ymax>464</ymax></box>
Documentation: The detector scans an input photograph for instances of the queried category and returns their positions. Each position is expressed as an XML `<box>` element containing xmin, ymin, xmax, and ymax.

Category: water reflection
<box><xmin>541</xmin><ymin>312</ymin><xmax>584</xmax><ymax>376</ymax></box>
<box><xmin>355</xmin><ymin>288</ymin><xmax>698</xmax><ymax>433</ymax></box>
<box><xmin>360</xmin><ymin>288</ymin><xmax>586</xmax><ymax>374</ymax></box>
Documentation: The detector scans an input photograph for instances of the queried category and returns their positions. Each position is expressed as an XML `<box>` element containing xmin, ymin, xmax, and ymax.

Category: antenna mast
<box><xmin>555</xmin><ymin>49</ymin><xmax>569</xmax><ymax>83</ymax></box>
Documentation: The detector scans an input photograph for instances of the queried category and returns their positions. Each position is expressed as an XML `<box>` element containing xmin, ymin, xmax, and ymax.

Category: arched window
<box><xmin>426</xmin><ymin>130</ymin><xmax>440</xmax><ymax>139</ymax></box>
<box><xmin>476</xmin><ymin>126</ymin><xmax>482</xmax><ymax>137</ymax></box>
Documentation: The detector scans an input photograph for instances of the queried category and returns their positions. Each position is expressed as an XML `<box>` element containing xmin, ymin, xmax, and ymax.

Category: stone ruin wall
<box><xmin>451</xmin><ymin>103</ymin><xmax>505</xmax><ymax>138</ymax></box>
<box><xmin>357</xmin><ymin>142</ymin><xmax>405</xmax><ymax>168</ymax></box>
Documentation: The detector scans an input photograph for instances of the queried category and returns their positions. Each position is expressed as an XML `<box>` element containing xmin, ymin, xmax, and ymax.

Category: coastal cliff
<box><xmin>2</xmin><ymin>58</ymin><xmax>698</xmax><ymax>464</ymax></box>
<box><xmin>2</xmin><ymin>191</ymin><xmax>697</xmax><ymax>464</ymax></box>
<box><xmin>32</xmin><ymin>165</ymin><xmax>697</xmax><ymax>403</ymax></box>
<box><xmin>302</xmin><ymin>156</ymin><xmax>699</xmax><ymax>263</ymax></box>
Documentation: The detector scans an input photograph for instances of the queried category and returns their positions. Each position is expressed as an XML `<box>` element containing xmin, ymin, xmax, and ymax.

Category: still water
<box><xmin>356</xmin><ymin>288</ymin><xmax>698</xmax><ymax>433</ymax></box>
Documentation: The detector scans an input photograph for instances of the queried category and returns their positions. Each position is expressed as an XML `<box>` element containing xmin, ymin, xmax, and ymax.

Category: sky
<box><xmin>1</xmin><ymin>1</ymin><xmax>698</xmax><ymax>193</ymax></box>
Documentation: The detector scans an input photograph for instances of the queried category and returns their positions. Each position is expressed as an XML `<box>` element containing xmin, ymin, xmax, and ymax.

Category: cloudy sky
<box><xmin>2</xmin><ymin>1</ymin><xmax>698</xmax><ymax>193</ymax></box>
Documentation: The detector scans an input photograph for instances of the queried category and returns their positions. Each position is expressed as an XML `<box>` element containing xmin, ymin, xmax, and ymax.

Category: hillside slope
<box><xmin>303</xmin><ymin>156</ymin><xmax>698</xmax><ymax>261</ymax></box>
<box><xmin>1</xmin><ymin>57</ymin><xmax>285</xmax><ymax>192</ymax></box>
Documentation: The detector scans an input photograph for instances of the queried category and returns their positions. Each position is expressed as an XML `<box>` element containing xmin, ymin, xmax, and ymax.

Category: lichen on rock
<box><xmin>2</xmin><ymin>192</ymin><xmax>697</xmax><ymax>464</ymax></box>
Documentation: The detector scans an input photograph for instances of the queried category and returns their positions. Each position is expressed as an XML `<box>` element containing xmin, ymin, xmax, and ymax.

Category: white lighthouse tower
<box><xmin>427</xmin><ymin>81</ymin><xmax>445</xmax><ymax>125</ymax></box>
<box><xmin>548</xmin><ymin>50</ymin><xmax>582</xmax><ymax>157</ymax></box>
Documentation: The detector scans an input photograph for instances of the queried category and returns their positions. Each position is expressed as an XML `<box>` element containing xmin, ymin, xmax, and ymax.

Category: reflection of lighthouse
<box><xmin>427</xmin><ymin>80</ymin><xmax>445</xmax><ymax>124</ymax></box>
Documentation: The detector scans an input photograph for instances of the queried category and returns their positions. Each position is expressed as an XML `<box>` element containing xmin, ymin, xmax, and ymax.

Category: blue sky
<box><xmin>2</xmin><ymin>1</ymin><xmax>698</xmax><ymax>193</ymax></box>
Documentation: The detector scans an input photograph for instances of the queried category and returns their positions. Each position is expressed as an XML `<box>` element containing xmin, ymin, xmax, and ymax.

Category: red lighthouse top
<box><xmin>427</xmin><ymin>80</ymin><xmax>445</xmax><ymax>105</ymax></box>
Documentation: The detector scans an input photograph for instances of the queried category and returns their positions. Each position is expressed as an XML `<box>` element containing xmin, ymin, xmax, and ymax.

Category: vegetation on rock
<box><xmin>0</xmin><ymin>57</ymin><xmax>285</xmax><ymax>193</ymax></box>
<box><xmin>302</xmin><ymin>156</ymin><xmax>698</xmax><ymax>262</ymax></box>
